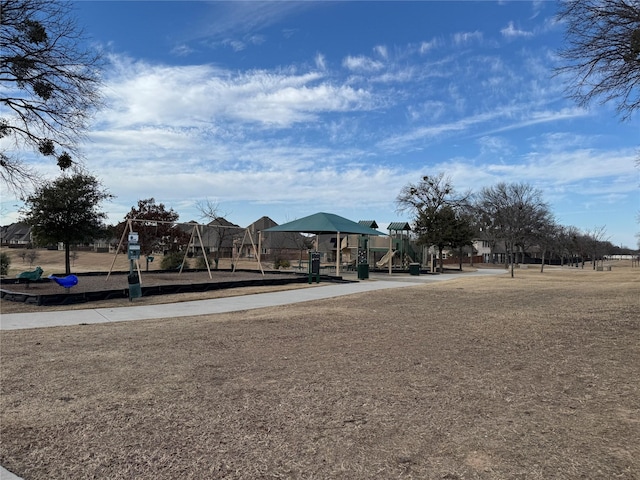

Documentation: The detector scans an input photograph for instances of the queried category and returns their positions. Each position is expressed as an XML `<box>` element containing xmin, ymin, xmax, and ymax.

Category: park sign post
<box><xmin>127</xmin><ymin>232</ymin><xmax>142</xmax><ymax>299</ymax></box>
<box><xmin>308</xmin><ymin>251</ymin><xmax>321</xmax><ymax>284</ymax></box>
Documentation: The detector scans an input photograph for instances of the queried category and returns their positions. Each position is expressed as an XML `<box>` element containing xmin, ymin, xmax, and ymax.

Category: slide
<box><xmin>376</xmin><ymin>250</ymin><xmax>397</xmax><ymax>268</ymax></box>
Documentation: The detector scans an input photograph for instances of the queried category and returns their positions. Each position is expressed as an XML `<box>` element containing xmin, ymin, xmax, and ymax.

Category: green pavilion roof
<box><xmin>264</xmin><ymin>212</ymin><xmax>385</xmax><ymax>235</ymax></box>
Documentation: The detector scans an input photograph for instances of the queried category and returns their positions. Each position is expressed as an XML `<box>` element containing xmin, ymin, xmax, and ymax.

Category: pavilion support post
<box><xmin>336</xmin><ymin>231</ymin><xmax>341</xmax><ymax>276</ymax></box>
<box><xmin>389</xmin><ymin>234</ymin><xmax>393</xmax><ymax>275</ymax></box>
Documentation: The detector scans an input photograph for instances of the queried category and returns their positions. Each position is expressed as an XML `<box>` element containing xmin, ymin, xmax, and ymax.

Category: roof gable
<box><xmin>247</xmin><ymin>216</ymin><xmax>277</xmax><ymax>232</ymax></box>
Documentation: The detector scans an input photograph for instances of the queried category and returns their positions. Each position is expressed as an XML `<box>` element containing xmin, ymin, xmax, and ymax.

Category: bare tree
<box><xmin>25</xmin><ymin>249</ymin><xmax>39</xmax><ymax>267</ymax></box>
<box><xmin>556</xmin><ymin>0</ymin><xmax>640</xmax><ymax>119</ymax></box>
<box><xmin>556</xmin><ymin>225</ymin><xmax>581</xmax><ymax>267</ymax></box>
<box><xmin>396</xmin><ymin>172</ymin><xmax>470</xmax><ymax>213</ymax></box>
<box><xmin>197</xmin><ymin>199</ymin><xmax>238</xmax><ymax>269</ymax></box>
<box><xmin>397</xmin><ymin>172</ymin><xmax>472</xmax><ymax>272</ymax></box>
<box><xmin>70</xmin><ymin>249</ymin><xmax>78</xmax><ymax>267</ymax></box>
<box><xmin>475</xmin><ymin>183</ymin><xmax>552</xmax><ymax>278</ymax></box>
<box><xmin>536</xmin><ymin>220</ymin><xmax>560</xmax><ymax>273</ymax></box>
<box><xmin>0</xmin><ymin>0</ymin><xmax>103</xmax><ymax>193</ymax></box>
<box><xmin>585</xmin><ymin>225</ymin><xmax>610</xmax><ymax>269</ymax></box>
<box><xmin>196</xmin><ymin>198</ymin><xmax>224</xmax><ymax>221</ymax></box>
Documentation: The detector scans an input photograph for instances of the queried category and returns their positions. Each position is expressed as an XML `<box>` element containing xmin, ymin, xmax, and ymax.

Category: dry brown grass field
<box><xmin>1</xmin><ymin>259</ymin><xmax>639</xmax><ymax>479</ymax></box>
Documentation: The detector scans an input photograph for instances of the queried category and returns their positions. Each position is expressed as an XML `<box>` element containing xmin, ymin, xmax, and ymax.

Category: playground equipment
<box><xmin>376</xmin><ymin>250</ymin><xmax>397</xmax><ymax>268</ymax></box>
<box><xmin>17</xmin><ymin>266</ymin><xmax>43</xmax><ymax>281</ymax></box>
<box><xmin>231</xmin><ymin>229</ymin><xmax>264</xmax><ymax>275</ymax></box>
<box><xmin>108</xmin><ymin>218</ymin><xmax>265</xmax><ymax>284</ymax></box>
<box><xmin>49</xmin><ymin>274</ymin><xmax>78</xmax><ymax>290</ymax></box>
<box><xmin>16</xmin><ymin>266</ymin><xmax>44</xmax><ymax>288</ymax></box>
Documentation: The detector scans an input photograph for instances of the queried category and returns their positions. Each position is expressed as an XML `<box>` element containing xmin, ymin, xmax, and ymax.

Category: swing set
<box><xmin>107</xmin><ymin>219</ymin><xmax>264</xmax><ymax>283</ymax></box>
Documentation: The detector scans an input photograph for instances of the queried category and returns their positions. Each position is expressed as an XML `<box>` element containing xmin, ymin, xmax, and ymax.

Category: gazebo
<box><xmin>264</xmin><ymin>212</ymin><xmax>385</xmax><ymax>276</ymax></box>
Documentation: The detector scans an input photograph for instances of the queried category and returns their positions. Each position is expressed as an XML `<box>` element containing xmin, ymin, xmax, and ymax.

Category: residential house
<box><xmin>241</xmin><ymin>216</ymin><xmax>312</xmax><ymax>264</ymax></box>
<box><xmin>0</xmin><ymin>223</ymin><xmax>31</xmax><ymax>247</ymax></box>
<box><xmin>182</xmin><ymin>218</ymin><xmax>241</xmax><ymax>259</ymax></box>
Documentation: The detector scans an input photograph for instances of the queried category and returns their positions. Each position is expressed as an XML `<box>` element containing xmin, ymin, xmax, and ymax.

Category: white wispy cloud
<box><xmin>501</xmin><ymin>21</ymin><xmax>534</xmax><ymax>39</ymax></box>
<box><xmin>374</xmin><ymin>45</ymin><xmax>389</xmax><ymax>59</ymax></box>
<box><xmin>377</xmin><ymin>100</ymin><xmax>590</xmax><ymax>154</ymax></box>
<box><xmin>480</xmin><ymin>107</ymin><xmax>589</xmax><ymax>135</ymax></box>
<box><xmin>188</xmin><ymin>2</ymin><xmax>316</xmax><ymax>45</ymax></box>
<box><xmin>419</xmin><ymin>39</ymin><xmax>440</xmax><ymax>54</ymax></box>
<box><xmin>170</xmin><ymin>44</ymin><xmax>193</xmax><ymax>57</ymax></box>
<box><xmin>315</xmin><ymin>53</ymin><xmax>326</xmax><ymax>70</ymax></box>
<box><xmin>101</xmin><ymin>56</ymin><xmax>377</xmax><ymax>130</ymax></box>
<box><xmin>477</xmin><ymin>135</ymin><xmax>515</xmax><ymax>157</ymax></box>
<box><xmin>452</xmin><ymin>30</ymin><xmax>483</xmax><ymax>46</ymax></box>
<box><xmin>342</xmin><ymin>55</ymin><xmax>385</xmax><ymax>72</ymax></box>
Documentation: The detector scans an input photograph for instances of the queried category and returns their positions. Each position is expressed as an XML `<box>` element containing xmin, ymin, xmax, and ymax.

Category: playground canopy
<box><xmin>264</xmin><ymin>212</ymin><xmax>385</xmax><ymax>276</ymax></box>
<box><xmin>264</xmin><ymin>212</ymin><xmax>385</xmax><ymax>236</ymax></box>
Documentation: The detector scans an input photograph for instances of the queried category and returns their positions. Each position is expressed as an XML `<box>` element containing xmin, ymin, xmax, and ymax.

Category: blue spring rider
<box><xmin>49</xmin><ymin>274</ymin><xmax>79</xmax><ymax>290</ymax></box>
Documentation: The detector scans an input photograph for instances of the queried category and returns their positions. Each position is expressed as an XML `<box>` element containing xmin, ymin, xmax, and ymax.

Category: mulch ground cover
<box><xmin>0</xmin><ymin>270</ymin><xmax>308</xmax><ymax>306</ymax></box>
<box><xmin>1</xmin><ymin>267</ymin><xmax>639</xmax><ymax>479</ymax></box>
<box><xmin>1</xmin><ymin>270</ymin><xmax>300</xmax><ymax>295</ymax></box>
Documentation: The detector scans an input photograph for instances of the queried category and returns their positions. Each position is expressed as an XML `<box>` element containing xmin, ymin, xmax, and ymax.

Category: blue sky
<box><xmin>2</xmin><ymin>1</ymin><xmax>639</xmax><ymax>247</ymax></box>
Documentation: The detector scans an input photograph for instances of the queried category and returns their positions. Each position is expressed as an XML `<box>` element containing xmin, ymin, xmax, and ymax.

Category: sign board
<box><xmin>310</xmin><ymin>252</ymin><xmax>321</xmax><ymax>275</ymax></box>
<box><xmin>128</xmin><ymin>232</ymin><xmax>139</xmax><ymax>244</ymax></box>
<box><xmin>308</xmin><ymin>251</ymin><xmax>321</xmax><ymax>284</ymax></box>
<box><xmin>128</xmin><ymin>244</ymin><xmax>141</xmax><ymax>260</ymax></box>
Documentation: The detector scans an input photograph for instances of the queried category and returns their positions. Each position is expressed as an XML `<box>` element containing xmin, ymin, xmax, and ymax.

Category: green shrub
<box><xmin>274</xmin><ymin>258</ymin><xmax>290</xmax><ymax>269</ymax></box>
<box><xmin>195</xmin><ymin>255</ymin><xmax>213</xmax><ymax>269</ymax></box>
<box><xmin>0</xmin><ymin>252</ymin><xmax>10</xmax><ymax>275</ymax></box>
<box><xmin>161</xmin><ymin>252</ymin><xmax>188</xmax><ymax>270</ymax></box>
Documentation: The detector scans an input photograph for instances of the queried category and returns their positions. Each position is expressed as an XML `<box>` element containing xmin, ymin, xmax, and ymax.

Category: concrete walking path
<box><xmin>1</xmin><ymin>270</ymin><xmax>504</xmax><ymax>331</ymax></box>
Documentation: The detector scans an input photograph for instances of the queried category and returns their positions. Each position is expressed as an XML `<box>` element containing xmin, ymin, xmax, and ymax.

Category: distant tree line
<box><xmin>397</xmin><ymin>173</ymin><xmax>628</xmax><ymax>277</ymax></box>
<box><xmin>15</xmin><ymin>170</ymin><xmax>637</xmax><ymax>279</ymax></box>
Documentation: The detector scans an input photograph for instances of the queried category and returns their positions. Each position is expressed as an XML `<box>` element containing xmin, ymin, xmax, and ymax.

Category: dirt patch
<box><xmin>1</xmin><ymin>264</ymin><xmax>639</xmax><ymax>479</ymax></box>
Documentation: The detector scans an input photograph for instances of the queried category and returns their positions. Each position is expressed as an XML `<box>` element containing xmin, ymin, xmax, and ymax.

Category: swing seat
<box><xmin>49</xmin><ymin>274</ymin><xmax>79</xmax><ymax>289</ymax></box>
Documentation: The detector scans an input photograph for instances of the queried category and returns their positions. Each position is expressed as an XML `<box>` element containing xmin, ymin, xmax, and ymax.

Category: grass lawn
<box><xmin>1</xmin><ymin>262</ymin><xmax>639</xmax><ymax>479</ymax></box>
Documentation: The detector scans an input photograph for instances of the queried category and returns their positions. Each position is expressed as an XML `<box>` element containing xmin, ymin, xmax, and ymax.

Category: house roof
<box><xmin>264</xmin><ymin>212</ymin><xmax>385</xmax><ymax>235</ymax></box>
<box><xmin>247</xmin><ymin>216</ymin><xmax>277</xmax><ymax>233</ymax></box>
<box><xmin>207</xmin><ymin>217</ymin><xmax>241</xmax><ymax>229</ymax></box>
<box><xmin>0</xmin><ymin>222</ymin><xmax>31</xmax><ymax>243</ymax></box>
